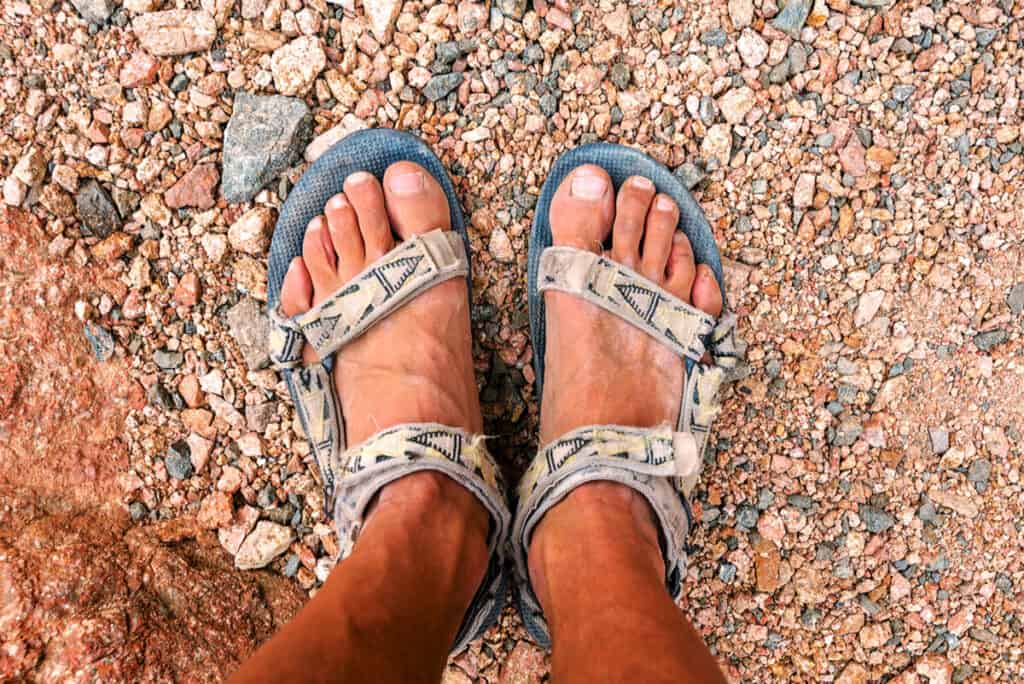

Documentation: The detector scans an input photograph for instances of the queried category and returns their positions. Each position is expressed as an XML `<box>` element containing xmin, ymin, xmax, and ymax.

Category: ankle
<box><xmin>527</xmin><ymin>481</ymin><xmax>665</xmax><ymax>612</ymax></box>
<box><xmin>371</xmin><ymin>471</ymin><xmax>491</xmax><ymax>541</ymax></box>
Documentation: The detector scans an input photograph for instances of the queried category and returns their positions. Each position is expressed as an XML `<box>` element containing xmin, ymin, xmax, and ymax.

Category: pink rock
<box><xmin>164</xmin><ymin>163</ymin><xmax>219</xmax><ymax>209</ymax></box>
<box><xmin>217</xmin><ymin>465</ymin><xmax>244</xmax><ymax>493</ymax></box>
<box><xmin>174</xmin><ymin>271</ymin><xmax>201</xmax><ymax>307</ymax></box>
<box><xmin>179</xmin><ymin>374</ymin><xmax>204</xmax><ymax>408</ymax></box>
<box><xmin>839</xmin><ymin>137</ymin><xmax>867</xmax><ymax>177</ymax></box>
<box><xmin>218</xmin><ymin>505</ymin><xmax>260</xmax><ymax>555</ymax></box>
<box><xmin>120</xmin><ymin>51</ymin><xmax>160</xmax><ymax>87</ymax></box>
<box><xmin>198</xmin><ymin>491</ymin><xmax>234</xmax><ymax>529</ymax></box>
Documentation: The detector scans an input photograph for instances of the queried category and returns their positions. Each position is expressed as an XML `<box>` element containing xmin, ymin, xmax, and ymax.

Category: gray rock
<box><xmin>929</xmin><ymin>427</ymin><xmax>949</xmax><ymax>455</ymax></box>
<box><xmin>975</xmin><ymin>28</ymin><xmax>998</xmax><ymax>47</ymax></box>
<box><xmin>222</xmin><ymin>92</ymin><xmax>312</xmax><ymax>203</ymax></box>
<box><xmin>860</xmin><ymin>505</ymin><xmax>894</xmax><ymax>533</ymax></box>
<box><xmin>718</xmin><ymin>562</ymin><xmax>737</xmax><ymax>582</ymax></box>
<box><xmin>674</xmin><ymin>163</ymin><xmax>706</xmax><ymax>190</ymax></box>
<box><xmin>148</xmin><ymin>382</ymin><xmax>175</xmax><ymax>410</ymax></box>
<box><xmin>772</xmin><ymin>0</ymin><xmax>813</xmax><ymax>38</ymax></box>
<box><xmin>736</xmin><ymin>505</ymin><xmax>759</xmax><ymax>529</ymax></box>
<box><xmin>832</xmin><ymin>417</ymin><xmax>862</xmax><ymax>446</ymax></box>
<box><xmin>496</xmin><ymin>0</ymin><xmax>527</xmax><ymax>19</ymax></box>
<box><xmin>225</xmin><ymin>297</ymin><xmax>271</xmax><ymax>370</ymax></box>
<box><xmin>283</xmin><ymin>554</ymin><xmax>301</xmax><ymax>577</ymax></box>
<box><xmin>76</xmin><ymin>180</ymin><xmax>121</xmax><ymax>238</ymax></box>
<box><xmin>918</xmin><ymin>497</ymin><xmax>939</xmax><ymax>525</ymax></box>
<box><xmin>128</xmin><ymin>501</ymin><xmax>149</xmax><ymax>521</ymax></box>
<box><xmin>973</xmin><ymin>329</ymin><xmax>1007</xmax><ymax>351</ymax></box>
<box><xmin>257</xmin><ymin>482</ymin><xmax>278</xmax><ymax>508</ymax></box>
<box><xmin>700</xmin><ymin>29</ymin><xmax>727</xmax><ymax>47</ymax></box>
<box><xmin>71</xmin><ymin>0</ymin><xmax>115</xmax><ymax>24</ymax></box>
<box><xmin>893</xmin><ymin>85</ymin><xmax>916</xmax><ymax>103</ymax></box>
<box><xmin>609</xmin><ymin>62</ymin><xmax>631</xmax><ymax>90</ymax></box>
<box><xmin>422</xmin><ymin>72</ymin><xmax>463</xmax><ymax>101</ymax></box>
<box><xmin>165</xmin><ymin>440</ymin><xmax>194</xmax><ymax>479</ymax></box>
<box><xmin>539</xmin><ymin>92</ymin><xmax>559</xmax><ymax>117</ymax></box>
<box><xmin>1006</xmin><ymin>283</ymin><xmax>1024</xmax><ymax>316</ymax></box>
<box><xmin>787</xmin><ymin>43</ymin><xmax>808</xmax><ymax>74</ymax></box>
<box><xmin>851</xmin><ymin>0</ymin><xmax>890</xmax><ymax>6</ymax></box>
<box><xmin>968</xmin><ymin>459</ymin><xmax>991</xmax><ymax>492</ymax></box>
<box><xmin>768</xmin><ymin>60</ymin><xmax>791</xmax><ymax>85</ymax></box>
<box><xmin>246</xmin><ymin>402</ymin><xmax>276</xmax><ymax>432</ymax></box>
<box><xmin>153</xmin><ymin>348</ymin><xmax>184</xmax><ymax>370</ymax></box>
<box><xmin>83</xmin><ymin>323</ymin><xmax>115</xmax><ymax>361</ymax></box>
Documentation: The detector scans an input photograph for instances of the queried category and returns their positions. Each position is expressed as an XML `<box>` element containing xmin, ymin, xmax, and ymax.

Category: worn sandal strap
<box><xmin>512</xmin><ymin>424</ymin><xmax>701</xmax><ymax>649</ymax></box>
<box><xmin>335</xmin><ymin>422</ymin><xmax>511</xmax><ymax>654</ymax></box>
<box><xmin>538</xmin><ymin>246</ymin><xmax>715</xmax><ymax>363</ymax></box>
<box><xmin>287</xmin><ymin>365</ymin><xmax>344</xmax><ymax>513</ymax></box>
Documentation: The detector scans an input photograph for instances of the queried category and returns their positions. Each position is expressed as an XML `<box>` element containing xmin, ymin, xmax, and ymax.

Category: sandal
<box><xmin>266</xmin><ymin>129</ymin><xmax>511</xmax><ymax>654</ymax></box>
<box><xmin>513</xmin><ymin>144</ymin><xmax>745</xmax><ymax>647</ymax></box>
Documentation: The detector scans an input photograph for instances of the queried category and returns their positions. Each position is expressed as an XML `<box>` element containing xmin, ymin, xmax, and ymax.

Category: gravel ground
<box><xmin>2</xmin><ymin>0</ymin><xmax>1023</xmax><ymax>680</ymax></box>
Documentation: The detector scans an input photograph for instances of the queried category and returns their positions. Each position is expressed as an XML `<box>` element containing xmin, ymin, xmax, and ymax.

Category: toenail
<box><xmin>656</xmin><ymin>196</ymin><xmax>675</xmax><ymax>211</ymax></box>
<box><xmin>347</xmin><ymin>171</ymin><xmax>374</xmax><ymax>185</ymax></box>
<box><xmin>329</xmin><ymin>195</ymin><xmax>348</xmax><ymax>209</ymax></box>
<box><xmin>387</xmin><ymin>170</ymin><xmax>424</xmax><ymax>195</ymax></box>
<box><xmin>631</xmin><ymin>176</ymin><xmax>654</xmax><ymax>190</ymax></box>
<box><xmin>570</xmin><ymin>168</ymin><xmax>608</xmax><ymax>199</ymax></box>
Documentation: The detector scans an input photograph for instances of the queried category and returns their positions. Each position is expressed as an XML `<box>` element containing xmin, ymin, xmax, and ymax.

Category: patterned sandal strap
<box><xmin>335</xmin><ymin>423</ymin><xmax>511</xmax><ymax>654</ymax></box>
<box><xmin>512</xmin><ymin>424</ymin><xmax>702</xmax><ymax>648</ymax></box>
<box><xmin>538</xmin><ymin>245</ymin><xmax>743</xmax><ymax>437</ymax></box>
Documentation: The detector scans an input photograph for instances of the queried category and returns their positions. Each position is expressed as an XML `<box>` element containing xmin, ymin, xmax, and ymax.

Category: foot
<box><xmin>530</xmin><ymin>164</ymin><xmax>724</xmax><ymax>608</ymax></box>
<box><xmin>278</xmin><ymin>162</ymin><xmax>487</xmax><ymax>522</ymax></box>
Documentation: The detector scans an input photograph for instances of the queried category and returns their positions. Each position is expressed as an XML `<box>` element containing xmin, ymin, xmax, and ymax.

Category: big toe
<box><xmin>382</xmin><ymin>161</ymin><xmax>451</xmax><ymax>239</ymax></box>
<box><xmin>550</xmin><ymin>164</ymin><xmax>615</xmax><ymax>252</ymax></box>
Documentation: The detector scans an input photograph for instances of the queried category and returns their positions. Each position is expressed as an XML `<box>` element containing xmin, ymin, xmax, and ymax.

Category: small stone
<box><xmin>3</xmin><ymin>177</ymin><xmax>26</xmax><ymax>207</ymax></box>
<box><xmin>178</xmin><ymin>374</ymin><xmax>204</xmax><ymax>407</ymax></box>
<box><xmin>129</xmin><ymin>501</ymin><xmax>149</xmax><ymax>521</ymax></box>
<box><xmin>164</xmin><ymin>164</ymin><xmax>219</xmax><ymax>209</ymax></box>
<box><xmin>738</xmin><ymin>30</ymin><xmax>769</xmax><ymax>68</ymax></box>
<box><xmin>218</xmin><ymin>505</ymin><xmax>260</xmax><ymax>555</ymax></box>
<box><xmin>132</xmin><ymin>11</ymin><xmax>217</xmax><ymax>57</ymax></box>
<box><xmin>422</xmin><ymin>72</ymin><xmax>463</xmax><ymax>102</ymax></box>
<box><xmin>198</xmin><ymin>491</ymin><xmax>234</xmax><ymax>528</ymax></box>
<box><xmin>854</xmin><ymin>290</ymin><xmax>884</xmax><ymax>327</ymax></box>
<box><xmin>772</xmin><ymin>0</ymin><xmax>813</xmax><ymax>38</ymax></box>
<box><xmin>217</xmin><ymin>465</ymin><xmax>244</xmax><ymax>493</ymax></box>
<box><xmin>674</xmin><ymin>163</ymin><xmax>705</xmax><ymax>190</ymax></box>
<box><xmin>246</xmin><ymin>402</ymin><xmax>276</xmax><ymax>432</ymax></box>
<box><xmin>489</xmin><ymin>227</ymin><xmax>514</xmax><ymax>263</ymax></box>
<box><xmin>12</xmin><ymin>148</ymin><xmax>47</xmax><ymax>187</ymax></box>
<box><xmin>929</xmin><ymin>427</ymin><xmax>949</xmax><ymax>455</ymax></box>
<box><xmin>271</xmin><ymin>36</ymin><xmax>326</xmax><ymax>96</ymax></box>
<box><xmin>833</xmin><ymin>418</ymin><xmax>862</xmax><ymax>446</ymax></box>
<box><xmin>120</xmin><ymin>51</ymin><xmax>160</xmax><ymax>87</ymax></box>
<box><xmin>1006</xmin><ymin>284</ymin><xmax>1024</xmax><ymax>316</ymax></box>
<box><xmin>153</xmin><ymin>348</ymin><xmax>184</xmax><ymax>370</ymax></box>
<box><xmin>793</xmin><ymin>173</ymin><xmax>815</xmax><ymax>208</ymax></box>
<box><xmin>225</xmin><ymin>297</ymin><xmax>271</xmax><ymax>370</ymax></box>
<box><xmin>186</xmin><ymin>432</ymin><xmax>212</xmax><ymax>472</ymax></box>
<box><xmin>202</xmin><ymin>233</ymin><xmax>228</xmax><ymax>262</ymax></box>
<box><xmin>148</xmin><ymin>382</ymin><xmax>175</xmax><ymax>410</ymax></box>
<box><xmin>165</xmin><ymin>440</ymin><xmax>194</xmax><ymax>479</ymax></box>
<box><xmin>365</xmin><ymin>0</ymin><xmax>402</xmax><ymax>41</ymax></box>
<box><xmin>728</xmin><ymin>0</ymin><xmax>754</xmax><ymax>28</ymax></box>
<box><xmin>602</xmin><ymin>3</ymin><xmax>631</xmax><ymax>38</ymax></box>
<box><xmin>496</xmin><ymin>0</ymin><xmax>526</xmax><ymax>20</ymax></box>
<box><xmin>76</xmin><ymin>180</ymin><xmax>122</xmax><ymax>238</ymax></box>
<box><xmin>718</xmin><ymin>87</ymin><xmax>755</xmax><ymax>125</ymax></box>
<box><xmin>609</xmin><ymin>62</ymin><xmax>631</xmax><ymax>90</ymax></box>
<box><xmin>235</xmin><ymin>521</ymin><xmax>293</xmax><ymax>569</ymax></box>
<box><xmin>702</xmin><ymin>124</ymin><xmax>732</xmax><ymax>167</ymax></box>
<box><xmin>973</xmin><ymin>329</ymin><xmax>1007</xmax><ymax>352</ymax></box>
<box><xmin>82</xmin><ymin>323</ymin><xmax>115</xmax><ymax>361</ymax></box>
<box><xmin>303</xmin><ymin>115</ymin><xmax>368</xmax><ymax>163</ymax></box>
<box><xmin>71</xmin><ymin>0</ymin><xmax>115</xmax><ymax>24</ymax></box>
<box><xmin>840</xmin><ymin>137</ymin><xmax>868</xmax><ymax>177</ymax></box>
<box><xmin>967</xmin><ymin>459</ymin><xmax>991</xmax><ymax>487</ymax></box>
<box><xmin>222</xmin><ymin>92</ymin><xmax>312</xmax><ymax>203</ymax></box>
<box><xmin>860</xmin><ymin>505</ymin><xmax>894</xmax><ymax>534</ymax></box>
<box><xmin>228</xmin><ymin>206</ymin><xmax>276</xmax><ymax>255</ymax></box>
<box><xmin>837</xmin><ymin>662</ymin><xmax>868</xmax><ymax>684</ymax></box>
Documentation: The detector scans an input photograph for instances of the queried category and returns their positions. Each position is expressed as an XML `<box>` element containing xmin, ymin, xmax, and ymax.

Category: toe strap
<box><xmin>512</xmin><ymin>424</ymin><xmax>702</xmax><ymax>648</ymax></box>
<box><xmin>334</xmin><ymin>422</ymin><xmax>511</xmax><ymax>654</ymax></box>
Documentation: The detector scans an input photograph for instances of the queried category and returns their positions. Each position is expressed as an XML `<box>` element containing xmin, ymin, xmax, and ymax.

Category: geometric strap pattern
<box><xmin>297</xmin><ymin>229</ymin><xmax>467</xmax><ymax>361</ymax></box>
<box><xmin>287</xmin><ymin>364</ymin><xmax>344</xmax><ymax>514</ymax></box>
<box><xmin>538</xmin><ymin>246</ymin><xmax>715</xmax><ymax>363</ymax></box>
<box><xmin>332</xmin><ymin>422</ymin><xmax>511</xmax><ymax>655</ymax></box>
<box><xmin>511</xmin><ymin>424</ymin><xmax>702</xmax><ymax>649</ymax></box>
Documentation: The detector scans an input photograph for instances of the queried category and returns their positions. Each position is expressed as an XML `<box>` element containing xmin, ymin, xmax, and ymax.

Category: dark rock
<box><xmin>148</xmin><ymin>382</ymin><xmax>176</xmax><ymax>410</ymax></box>
<box><xmin>496</xmin><ymin>0</ymin><xmax>527</xmax><ymax>19</ymax></box>
<box><xmin>1006</xmin><ymin>283</ymin><xmax>1024</xmax><ymax>316</ymax></box>
<box><xmin>83</xmin><ymin>323</ymin><xmax>115</xmax><ymax>361</ymax></box>
<box><xmin>169</xmin><ymin>73</ymin><xmax>190</xmax><ymax>93</ymax></box>
<box><xmin>165</xmin><ymin>440</ymin><xmax>194</xmax><ymax>479</ymax></box>
<box><xmin>674</xmin><ymin>162</ymin><xmax>705</xmax><ymax>190</ymax></box>
<box><xmin>222</xmin><ymin>92</ymin><xmax>313</xmax><ymax>203</ymax></box>
<box><xmin>71</xmin><ymin>0</ymin><xmax>114</xmax><ymax>24</ymax></box>
<box><xmin>831</xmin><ymin>418</ymin><xmax>862</xmax><ymax>446</ymax></box>
<box><xmin>76</xmin><ymin>180</ymin><xmax>121</xmax><ymax>238</ymax></box>
<box><xmin>718</xmin><ymin>562</ymin><xmax>737</xmax><ymax>582</ymax></box>
<box><xmin>422</xmin><ymin>72</ymin><xmax>463</xmax><ymax>101</ymax></box>
<box><xmin>967</xmin><ymin>459</ymin><xmax>991</xmax><ymax>492</ymax></box>
<box><xmin>736</xmin><ymin>505</ymin><xmax>759</xmax><ymax>529</ymax></box>
<box><xmin>918</xmin><ymin>497</ymin><xmax>940</xmax><ymax>525</ymax></box>
<box><xmin>539</xmin><ymin>92</ymin><xmax>559</xmax><ymax>117</ymax></box>
<box><xmin>975</xmin><ymin>28</ymin><xmax>998</xmax><ymax>47</ymax></box>
<box><xmin>283</xmin><ymin>554</ymin><xmax>301</xmax><ymax>577</ymax></box>
<box><xmin>609</xmin><ymin>62</ymin><xmax>631</xmax><ymax>90</ymax></box>
<box><xmin>128</xmin><ymin>501</ymin><xmax>149</xmax><ymax>521</ymax></box>
<box><xmin>772</xmin><ymin>0</ymin><xmax>813</xmax><ymax>38</ymax></box>
<box><xmin>860</xmin><ymin>505</ymin><xmax>894</xmax><ymax>533</ymax></box>
<box><xmin>700</xmin><ymin>29</ymin><xmax>727</xmax><ymax>46</ymax></box>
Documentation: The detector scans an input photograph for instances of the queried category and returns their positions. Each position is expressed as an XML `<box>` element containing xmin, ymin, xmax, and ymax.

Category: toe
<box><xmin>280</xmin><ymin>257</ymin><xmax>313</xmax><ymax>317</ymax></box>
<box><xmin>611</xmin><ymin>176</ymin><xmax>656</xmax><ymax>269</ymax></box>
<box><xmin>324</xmin><ymin>192</ymin><xmax>365</xmax><ymax>281</ymax></box>
<box><xmin>383</xmin><ymin>161</ymin><xmax>451</xmax><ymax>239</ymax></box>
<box><xmin>550</xmin><ymin>164</ymin><xmax>614</xmax><ymax>252</ymax></box>
<box><xmin>343</xmin><ymin>171</ymin><xmax>393</xmax><ymax>260</ymax></box>
<box><xmin>302</xmin><ymin>216</ymin><xmax>338</xmax><ymax>303</ymax></box>
<box><xmin>664</xmin><ymin>232</ymin><xmax>696</xmax><ymax>302</ymax></box>
<box><xmin>691</xmin><ymin>264</ymin><xmax>724</xmax><ymax>317</ymax></box>
<box><xmin>640</xmin><ymin>194</ymin><xmax>679</xmax><ymax>282</ymax></box>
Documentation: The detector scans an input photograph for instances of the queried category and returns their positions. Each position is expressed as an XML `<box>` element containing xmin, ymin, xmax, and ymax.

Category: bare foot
<box><xmin>530</xmin><ymin>164</ymin><xmax>724</xmax><ymax>606</ymax></box>
<box><xmin>278</xmin><ymin>161</ymin><xmax>486</xmax><ymax>517</ymax></box>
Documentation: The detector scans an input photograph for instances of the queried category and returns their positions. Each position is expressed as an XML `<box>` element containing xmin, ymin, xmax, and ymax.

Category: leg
<box><xmin>230</xmin><ymin>472</ymin><xmax>488</xmax><ymax>684</ymax></box>
<box><xmin>529</xmin><ymin>166</ymin><xmax>727</xmax><ymax>683</ymax></box>
<box><xmin>232</xmin><ymin>162</ymin><xmax>491</xmax><ymax>682</ymax></box>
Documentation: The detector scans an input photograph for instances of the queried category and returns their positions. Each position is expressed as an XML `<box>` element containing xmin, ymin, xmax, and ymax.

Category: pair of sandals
<box><xmin>266</xmin><ymin>130</ymin><xmax>743</xmax><ymax>653</ymax></box>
